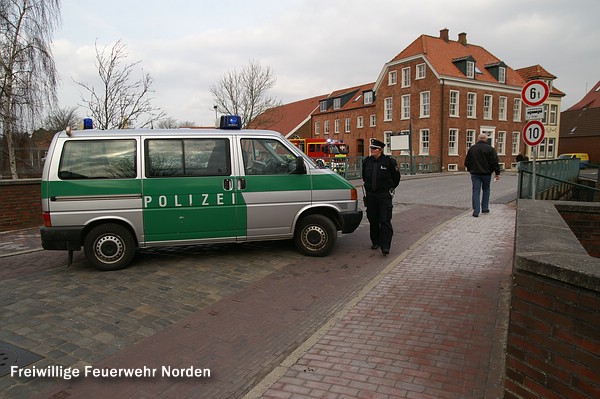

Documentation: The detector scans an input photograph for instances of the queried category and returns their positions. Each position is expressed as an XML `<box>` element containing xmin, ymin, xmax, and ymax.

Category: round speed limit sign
<box><xmin>523</xmin><ymin>120</ymin><xmax>545</xmax><ymax>146</ymax></box>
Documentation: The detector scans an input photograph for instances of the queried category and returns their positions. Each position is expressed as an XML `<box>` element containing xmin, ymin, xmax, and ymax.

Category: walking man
<box><xmin>362</xmin><ymin>139</ymin><xmax>401</xmax><ymax>255</ymax></box>
<box><xmin>464</xmin><ymin>133</ymin><xmax>501</xmax><ymax>217</ymax></box>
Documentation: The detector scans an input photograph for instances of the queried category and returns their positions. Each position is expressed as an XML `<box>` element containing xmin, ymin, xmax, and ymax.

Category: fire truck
<box><xmin>289</xmin><ymin>138</ymin><xmax>349</xmax><ymax>173</ymax></box>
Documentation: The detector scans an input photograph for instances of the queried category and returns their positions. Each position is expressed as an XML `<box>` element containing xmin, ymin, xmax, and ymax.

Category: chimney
<box><xmin>440</xmin><ymin>28</ymin><xmax>449</xmax><ymax>42</ymax></box>
<box><xmin>458</xmin><ymin>32</ymin><xmax>467</xmax><ymax>45</ymax></box>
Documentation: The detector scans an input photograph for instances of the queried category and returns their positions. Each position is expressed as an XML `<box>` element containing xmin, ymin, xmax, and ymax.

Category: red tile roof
<box><xmin>566</xmin><ymin>81</ymin><xmax>600</xmax><ymax>111</ymax></box>
<box><xmin>389</xmin><ymin>33</ymin><xmax>526</xmax><ymax>87</ymax></box>
<box><xmin>515</xmin><ymin>65</ymin><xmax>565</xmax><ymax>97</ymax></box>
<box><xmin>247</xmin><ymin>94</ymin><xmax>324</xmax><ymax>135</ymax></box>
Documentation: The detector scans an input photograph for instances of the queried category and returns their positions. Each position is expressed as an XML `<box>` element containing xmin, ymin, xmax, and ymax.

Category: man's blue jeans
<box><xmin>470</xmin><ymin>173</ymin><xmax>492</xmax><ymax>215</ymax></box>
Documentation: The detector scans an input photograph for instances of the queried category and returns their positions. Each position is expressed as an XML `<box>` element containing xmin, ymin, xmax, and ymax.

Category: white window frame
<box><xmin>547</xmin><ymin>137</ymin><xmax>556</xmax><ymax>158</ymax></box>
<box><xmin>513</xmin><ymin>99</ymin><xmax>522</xmax><ymax>122</ymax></box>
<box><xmin>383</xmin><ymin>131</ymin><xmax>393</xmax><ymax>155</ymax></box>
<box><xmin>324</xmin><ymin>120</ymin><xmax>330</xmax><ymax>135</ymax></box>
<box><xmin>449</xmin><ymin>90</ymin><xmax>459</xmax><ymax>117</ymax></box>
<box><xmin>384</xmin><ymin>97</ymin><xmax>393</xmax><ymax>121</ymax></box>
<box><xmin>448</xmin><ymin>128</ymin><xmax>459</xmax><ymax>156</ymax></box>
<box><xmin>466</xmin><ymin>61</ymin><xmax>475</xmax><ymax>78</ymax></box>
<box><xmin>402</xmin><ymin>67</ymin><xmax>410</xmax><ymax>87</ymax></box>
<box><xmin>333</xmin><ymin>98</ymin><xmax>341</xmax><ymax>110</ymax></box>
<box><xmin>549</xmin><ymin>104</ymin><xmax>558</xmax><ymax>125</ymax></box>
<box><xmin>483</xmin><ymin>94</ymin><xmax>493</xmax><ymax>120</ymax></box>
<box><xmin>512</xmin><ymin>132</ymin><xmax>520</xmax><ymax>156</ymax></box>
<box><xmin>345</xmin><ymin>118</ymin><xmax>351</xmax><ymax>133</ymax></box>
<box><xmin>419</xmin><ymin>129</ymin><xmax>430</xmax><ymax>155</ymax></box>
<box><xmin>416</xmin><ymin>63</ymin><xmax>426</xmax><ymax>79</ymax></box>
<box><xmin>364</xmin><ymin>91</ymin><xmax>373</xmax><ymax>105</ymax></box>
<box><xmin>319</xmin><ymin>101</ymin><xmax>327</xmax><ymax>112</ymax></box>
<box><xmin>497</xmin><ymin>131</ymin><xmax>506</xmax><ymax>155</ymax></box>
<box><xmin>467</xmin><ymin>93</ymin><xmax>476</xmax><ymax>118</ymax></box>
<box><xmin>370</xmin><ymin>115</ymin><xmax>376</xmax><ymax>127</ymax></box>
<box><xmin>315</xmin><ymin>121</ymin><xmax>320</xmax><ymax>135</ymax></box>
<box><xmin>499</xmin><ymin>96</ymin><xmax>507</xmax><ymax>121</ymax></box>
<box><xmin>334</xmin><ymin>118</ymin><xmax>340</xmax><ymax>134</ymax></box>
<box><xmin>401</xmin><ymin>94</ymin><xmax>410</xmax><ymax>120</ymax></box>
<box><xmin>388</xmin><ymin>70</ymin><xmax>397</xmax><ymax>85</ymax></box>
<box><xmin>498</xmin><ymin>67</ymin><xmax>506</xmax><ymax>84</ymax></box>
<box><xmin>466</xmin><ymin>129</ymin><xmax>476</xmax><ymax>151</ymax></box>
<box><xmin>357</xmin><ymin>116</ymin><xmax>364</xmax><ymax>128</ymax></box>
<box><xmin>420</xmin><ymin>91</ymin><xmax>430</xmax><ymax>118</ymax></box>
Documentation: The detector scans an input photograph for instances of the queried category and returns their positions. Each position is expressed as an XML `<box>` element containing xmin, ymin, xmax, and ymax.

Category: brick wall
<box><xmin>557</xmin><ymin>203</ymin><xmax>600</xmax><ymax>258</ymax></box>
<box><xmin>0</xmin><ymin>180</ymin><xmax>42</xmax><ymax>231</ymax></box>
<box><xmin>506</xmin><ymin>270</ymin><xmax>600</xmax><ymax>399</ymax></box>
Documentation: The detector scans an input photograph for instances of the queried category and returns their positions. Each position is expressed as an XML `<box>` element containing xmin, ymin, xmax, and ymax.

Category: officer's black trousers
<box><xmin>365</xmin><ymin>190</ymin><xmax>394</xmax><ymax>251</ymax></box>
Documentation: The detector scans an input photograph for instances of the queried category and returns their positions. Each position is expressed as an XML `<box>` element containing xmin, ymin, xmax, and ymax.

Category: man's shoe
<box><xmin>371</xmin><ymin>244</ymin><xmax>380</xmax><ymax>250</ymax></box>
<box><xmin>472</xmin><ymin>212</ymin><xmax>479</xmax><ymax>217</ymax></box>
<box><xmin>381</xmin><ymin>249</ymin><xmax>389</xmax><ymax>255</ymax></box>
<box><xmin>482</xmin><ymin>209</ymin><xmax>490</xmax><ymax>213</ymax></box>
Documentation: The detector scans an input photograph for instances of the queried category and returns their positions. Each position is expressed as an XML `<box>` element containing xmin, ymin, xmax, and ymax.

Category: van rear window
<box><xmin>145</xmin><ymin>138</ymin><xmax>230</xmax><ymax>177</ymax></box>
<box><xmin>58</xmin><ymin>140</ymin><xmax>137</xmax><ymax>179</ymax></box>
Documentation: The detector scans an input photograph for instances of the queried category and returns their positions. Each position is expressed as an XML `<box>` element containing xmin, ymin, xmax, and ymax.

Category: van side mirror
<box><xmin>290</xmin><ymin>156</ymin><xmax>307</xmax><ymax>174</ymax></box>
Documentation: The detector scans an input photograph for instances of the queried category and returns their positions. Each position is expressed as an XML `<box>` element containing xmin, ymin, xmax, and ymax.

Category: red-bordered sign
<box><xmin>523</xmin><ymin>120</ymin><xmax>545</xmax><ymax>146</ymax></box>
<box><xmin>521</xmin><ymin>80</ymin><xmax>549</xmax><ymax>106</ymax></box>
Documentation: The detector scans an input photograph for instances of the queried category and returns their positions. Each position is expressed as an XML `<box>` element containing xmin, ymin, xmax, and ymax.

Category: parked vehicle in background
<box><xmin>289</xmin><ymin>138</ymin><xmax>349</xmax><ymax>173</ymax></box>
<box><xmin>557</xmin><ymin>153</ymin><xmax>590</xmax><ymax>169</ymax></box>
<box><xmin>40</xmin><ymin>116</ymin><xmax>362</xmax><ymax>271</ymax></box>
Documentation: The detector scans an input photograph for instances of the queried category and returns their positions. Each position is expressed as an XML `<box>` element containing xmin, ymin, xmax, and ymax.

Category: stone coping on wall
<box><xmin>0</xmin><ymin>178</ymin><xmax>41</xmax><ymax>186</ymax></box>
<box><xmin>515</xmin><ymin>199</ymin><xmax>600</xmax><ymax>294</ymax></box>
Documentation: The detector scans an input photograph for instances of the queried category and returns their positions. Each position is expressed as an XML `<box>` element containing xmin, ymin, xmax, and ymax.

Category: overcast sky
<box><xmin>52</xmin><ymin>0</ymin><xmax>600</xmax><ymax>127</ymax></box>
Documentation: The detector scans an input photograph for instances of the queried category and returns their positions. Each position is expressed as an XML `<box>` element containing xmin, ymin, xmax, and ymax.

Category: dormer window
<box><xmin>485</xmin><ymin>61</ymin><xmax>507</xmax><ymax>83</ymax></box>
<box><xmin>498</xmin><ymin>67</ymin><xmax>506</xmax><ymax>84</ymax></box>
<box><xmin>333</xmin><ymin>98</ymin><xmax>341</xmax><ymax>110</ymax></box>
<box><xmin>466</xmin><ymin>61</ymin><xmax>475</xmax><ymax>79</ymax></box>
<box><xmin>453</xmin><ymin>56</ymin><xmax>477</xmax><ymax>79</ymax></box>
<box><xmin>364</xmin><ymin>91</ymin><xmax>373</xmax><ymax>105</ymax></box>
<box><xmin>320</xmin><ymin>101</ymin><xmax>327</xmax><ymax>112</ymax></box>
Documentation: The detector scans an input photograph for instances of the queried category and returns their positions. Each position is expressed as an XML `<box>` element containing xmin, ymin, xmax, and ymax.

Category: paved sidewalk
<box><xmin>0</xmin><ymin>227</ymin><xmax>42</xmax><ymax>258</ymax></box>
<box><xmin>251</xmin><ymin>204</ymin><xmax>515</xmax><ymax>398</ymax></box>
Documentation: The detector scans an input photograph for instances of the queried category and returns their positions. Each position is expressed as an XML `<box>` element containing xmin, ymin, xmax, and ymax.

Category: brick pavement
<box><xmin>252</xmin><ymin>204</ymin><xmax>515</xmax><ymax>399</ymax></box>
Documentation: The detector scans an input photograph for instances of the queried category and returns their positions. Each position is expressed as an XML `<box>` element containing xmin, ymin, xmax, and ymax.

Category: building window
<box><xmin>549</xmin><ymin>104</ymin><xmax>558</xmax><ymax>125</ymax></box>
<box><xmin>499</xmin><ymin>96</ymin><xmax>507</xmax><ymax>121</ymax></box>
<box><xmin>384</xmin><ymin>97</ymin><xmax>393</xmax><ymax>121</ymax></box>
<box><xmin>319</xmin><ymin>101</ymin><xmax>327</xmax><ymax>112</ymax></box>
<box><xmin>402</xmin><ymin>67</ymin><xmax>410</xmax><ymax>87</ymax></box>
<box><xmin>448</xmin><ymin>128</ymin><xmax>458</xmax><ymax>156</ymax></box>
<box><xmin>333</xmin><ymin>98</ymin><xmax>341</xmax><ymax>110</ymax></box>
<box><xmin>388</xmin><ymin>70</ymin><xmax>397</xmax><ymax>85</ymax></box>
<box><xmin>467</xmin><ymin>93</ymin><xmax>476</xmax><ymax>118</ymax></box>
<box><xmin>324</xmin><ymin>120</ymin><xmax>330</xmax><ymax>134</ymax></box>
<box><xmin>420</xmin><ymin>129</ymin><xmax>430</xmax><ymax>155</ymax></box>
<box><xmin>401</xmin><ymin>94</ymin><xmax>410</xmax><ymax>119</ymax></box>
<box><xmin>466</xmin><ymin>61</ymin><xmax>475</xmax><ymax>78</ymax></box>
<box><xmin>449</xmin><ymin>90</ymin><xmax>459</xmax><ymax>117</ymax></box>
<box><xmin>498</xmin><ymin>67</ymin><xmax>506</xmax><ymax>84</ymax></box>
<box><xmin>345</xmin><ymin>118</ymin><xmax>351</xmax><ymax>133</ymax></box>
<box><xmin>513</xmin><ymin>99</ymin><xmax>522</xmax><ymax>122</ymax></box>
<box><xmin>364</xmin><ymin>91</ymin><xmax>373</xmax><ymax>105</ymax></box>
<box><xmin>547</xmin><ymin>138</ymin><xmax>555</xmax><ymax>158</ymax></box>
<box><xmin>315</xmin><ymin>121</ymin><xmax>320</xmax><ymax>135</ymax></box>
<box><xmin>512</xmin><ymin>132</ymin><xmax>520</xmax><ymax>156</ymax></box>
<box><xmin>542</xmin><ymin>104</ymin><xmax>549</xmax><ymax>124</ymax></box>
<box><xmin>483</xmin><ymin>94</ymin><xmax>493</xmax><ymax>119</ymax></box>
<box><xmin>420</xmin><ymin>91</ymin><xmax>430</xmax><ymax>118</ymax></box>
<box><xmin>497</xmin><ymin>131</ymin><xmax>506</xmax><ymax>155</ymax></box>
<box><xmin>334</xmin><ymin>119</ymin><xmax>340</xmax><ymax>134</ymax></box>
<box><xmin>466</xmin><ymin>129</ymin><xmax>476</xmax><ymax>151</ymax></box>
<box><xmin>357</xmin><ymin>116</ymin><xmax>364</xmax><ymax>128</ymax></box>
<box><xmin>384</xmin><ymin>131</ymin><xmax>392</xmax><ymax>155</ymax></box>
<box><xmin>370</xmin><ymin>115</ymin><xmax>376</xmax><ymax>127</ymax></box>
<box><xmin>416</xmin><ymin>63</ymin><xmax>426</xmax><ymax>79</ymax></box>
<box><xmin>539</xmin><ymin>139</ymin><xmax>547</xmax><ymax>158</ymax></box>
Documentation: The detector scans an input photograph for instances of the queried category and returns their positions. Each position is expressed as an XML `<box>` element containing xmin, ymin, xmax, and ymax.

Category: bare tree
<box><xmin>0</xmin><ymin>0</ymin><xmax>61</xmax><ymax>179</ymax></box>
<box><xmin>75</xmin><ymin>40</ymin><xmax>165</xmax><ymax>130</ymax></box>
<box><xmin>210</xmin><ymin>60</ymin><xmax>281</xmax><ymax>128</ymax></box>
<box><xmin>43</xmin><ymin>106</ymin><xmax>79</xmax><ymax>132</ymax></box>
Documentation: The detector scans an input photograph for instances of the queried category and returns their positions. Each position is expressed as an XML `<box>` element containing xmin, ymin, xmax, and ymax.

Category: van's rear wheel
<box><xmin>294</xmin><ymin>215</ymin><xmax>336</xmax><ymax>257</ymax></box>
<box><xmin>84</xmin><ymin>224</ymin><xmax>136</xmax><ymax>271</ymax></box>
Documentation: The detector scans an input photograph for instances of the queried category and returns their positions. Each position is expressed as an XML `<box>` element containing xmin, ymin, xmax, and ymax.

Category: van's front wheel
<box><xmin>84</xmin><ymin>224</ymin><xmax>136</xmax><ymax>271</ymax></box>
<box><xmin>294</xmin><ymin>215</ymin><xmax>336</xmax><ymax>257</ymax></box>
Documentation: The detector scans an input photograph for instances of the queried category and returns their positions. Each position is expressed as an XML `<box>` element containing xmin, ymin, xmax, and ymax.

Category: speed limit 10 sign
<box><xmin>522</xmin><ymin>80</ymin><xmax>549</xmax><ymax>106</ymax></box>
<box><xmin>523</xmin><ymin>120</ymin><xmax>545</xmax><ymax>146</ymax></box>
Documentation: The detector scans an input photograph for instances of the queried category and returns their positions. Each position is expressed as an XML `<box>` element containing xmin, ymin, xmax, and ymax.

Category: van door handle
<box><xmin>238</xmin><ymin>178</ymin><xmax>246</xmax><ymax>190</ymax></box>
<box><xmin>223</xmin><ymin>178</ymin><xmax>233</xmax><ymax>191</ymax></box>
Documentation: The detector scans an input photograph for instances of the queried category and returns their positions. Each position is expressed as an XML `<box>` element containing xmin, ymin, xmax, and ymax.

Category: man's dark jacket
<box><xmin>464</xmin><ymin>141</ymin><xmax>501</xmax><ymax>175</ymax></box>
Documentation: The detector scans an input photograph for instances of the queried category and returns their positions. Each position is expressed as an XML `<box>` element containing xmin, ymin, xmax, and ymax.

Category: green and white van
<box><xmin>40</xmin><ymin>117</ymin><xmax>362</xmax><ymax>271</ymax></box>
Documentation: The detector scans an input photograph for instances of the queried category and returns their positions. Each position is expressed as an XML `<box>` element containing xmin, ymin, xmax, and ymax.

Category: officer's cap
<box><xmin>370</xmin><ymin>139</ymin><xmax>386</xmax><ymax>149</ymax></box>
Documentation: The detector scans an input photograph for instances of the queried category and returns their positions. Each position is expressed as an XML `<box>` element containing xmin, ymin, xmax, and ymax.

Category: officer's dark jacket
<box><xmin>464</xmin><ymin>141</ymin><xmax>501</xmax><ymax>175</ymax></box>
<box><xmin>362</xmin><ymin>155</ymin><xmax>401</xmax><ymax>192</ymax></box>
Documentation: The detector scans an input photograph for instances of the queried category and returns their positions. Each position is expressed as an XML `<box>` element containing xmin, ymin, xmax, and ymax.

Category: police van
<box><xmin>40</xmin><ymin>116</ymin><xmax>363</xmax><ymax>271</ymax></box>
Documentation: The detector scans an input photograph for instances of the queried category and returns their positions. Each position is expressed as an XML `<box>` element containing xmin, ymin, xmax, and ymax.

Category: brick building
<box><xmin>252</xmin><ymin>29</ymin><xmax>563</xmax><ymax>172</ymax></box>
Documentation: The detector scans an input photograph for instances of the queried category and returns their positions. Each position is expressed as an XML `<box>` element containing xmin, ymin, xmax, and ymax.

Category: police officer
<box><xmin>362</xmin><ymin>139</ymin><xmax>401</xmax><ymax>255</ymax></box>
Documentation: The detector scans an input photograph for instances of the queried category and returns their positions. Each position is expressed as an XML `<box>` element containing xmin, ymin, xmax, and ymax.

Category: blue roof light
<box><xmin>219</xmin><ymin>115</ymin><xmax>242</xmax><ymax>130</ymax></box>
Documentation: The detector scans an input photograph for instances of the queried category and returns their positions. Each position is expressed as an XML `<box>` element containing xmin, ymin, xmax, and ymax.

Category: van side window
<box><xmin>145</xmin><ymin>138</ymin><xmax>230</xmax><ymax>177</ymax></box>
<box><xmin>241</xmin><ymin>138</ymin><xmax>298</xmax><ymax>175</ymax></box>
<box><xmin>58</xmin><ymin>140</ymin><xmax>136</xmax><ymax>179</ymax></box>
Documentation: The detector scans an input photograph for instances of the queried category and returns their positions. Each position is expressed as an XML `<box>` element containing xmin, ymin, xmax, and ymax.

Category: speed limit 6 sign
<box><xmin>523</xmin><ymin>120</ymin><xmax>545</xmax><ymax>146</ymax></box>
<box><xmin>522</xmin><ymin>80</ymin><xmax>549</xmax><ymax>106</ymax></box>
